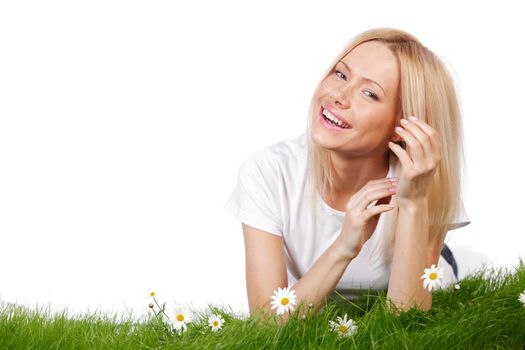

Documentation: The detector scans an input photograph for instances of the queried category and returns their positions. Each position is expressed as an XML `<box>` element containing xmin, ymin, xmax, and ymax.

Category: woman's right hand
<box><xmin>335</xmin><ymin>177</ymin><xmax>398</xmax><ymax>260</ymax></box>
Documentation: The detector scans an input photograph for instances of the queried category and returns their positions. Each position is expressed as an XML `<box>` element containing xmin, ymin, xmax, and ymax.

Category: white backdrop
<box><xmin>1</xmin><ymin>1</ymin><xmax>523</xmax><ymax>321</ymax></box>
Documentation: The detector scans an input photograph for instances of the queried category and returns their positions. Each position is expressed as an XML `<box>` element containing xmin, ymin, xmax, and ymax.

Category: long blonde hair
<box><xmin>305</xmin><ymin>28</ymin><xmax>467</xmax><ymax>266</ymax></box>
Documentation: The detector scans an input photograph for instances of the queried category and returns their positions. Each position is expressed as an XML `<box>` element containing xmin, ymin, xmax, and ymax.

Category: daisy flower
<box><xmin>171</xmin><ymin>307</ymin><xmax>193</xmax><ymax>335</ymax></box>
<box><xmin>270</xmin><ymin>286</ymin><xmax>297</xmax><ymax>315</ymax></box>
<box><xmin>208</xmin><ymin>314</ymin><xmax>225</xmax><ymax>332</ymax></box>
<box><xmin>518</xmin><ymin>290</ymin><xmax>525</xmax><ymax>307</ymax></box>
<box><xmin>454</xmin><ymin>283</ymin><xmax>461</xmax><ymax>290</ymax></box>
<box><xmin>328</xmin><ymin>314</ymin><xmax>358</xmax><ymax>337</ymax></box>
<box><xmin>420</xmin><ymin>264</ymin><xmax>444</xmax><ymax>292</ymax></box>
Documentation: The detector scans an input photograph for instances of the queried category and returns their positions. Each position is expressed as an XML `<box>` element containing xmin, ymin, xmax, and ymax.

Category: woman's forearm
<box><xmin>258</xmin><ymin>235</ymin><xmax>354</xmax><ymax>324</ymax></box>
<box><xmin>387</xmin><ymin>198</ymin><xmax>432</xmax><ymax>311</ymax></box>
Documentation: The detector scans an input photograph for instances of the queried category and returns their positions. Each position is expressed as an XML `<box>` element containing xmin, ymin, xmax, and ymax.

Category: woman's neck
<box><xmin>327</xmin><ymin>150</ymin><xmax>391</xmax><ymax>198</ymax></box>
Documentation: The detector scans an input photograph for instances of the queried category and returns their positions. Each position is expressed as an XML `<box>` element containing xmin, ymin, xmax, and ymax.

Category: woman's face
<box><xmin>312</xmin><ymin>40</ymin><xmax>402</xmax><ymax>156</ymax></box>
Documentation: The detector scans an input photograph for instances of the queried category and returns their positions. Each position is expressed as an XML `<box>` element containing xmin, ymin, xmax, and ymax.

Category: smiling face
<box><xmin>312</xmin><ymin>40</ymin><xmax>402</xmax><ymax>156</ymax></box>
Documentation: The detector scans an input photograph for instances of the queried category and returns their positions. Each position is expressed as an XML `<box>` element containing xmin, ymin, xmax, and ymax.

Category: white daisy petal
<box><xmin>270</xmin><ymin>286</ymin><xmax>297</xmax><ymax>316</ymax></box>
<box><xmin>329</xmin><ymin>314</ymin><xmax>358</xmax><ymax>337</ymax></box>
<box><xmin>518</xmin><ymin>290</ymin><xmax>525</xmax><ymax>306</ymax></box>
<box><xmin>170</xmin><ymin>306</ymin><xmax>194</xmax><ymax>335</ymax></box>
<box><xmin>208</xmin><ymin>314</ymin><xmax>225</xmax><ymax>332</ymax></box>
<box><xmin>421</xmin><ymin>264</ymin><xmax>445</xmax><ymax>292</ymax></box>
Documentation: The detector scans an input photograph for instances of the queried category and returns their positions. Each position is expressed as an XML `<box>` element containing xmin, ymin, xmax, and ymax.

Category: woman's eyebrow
<box><xmin>338</xmin><ymin>60</ymin><xmax>387</xmax><ymax>97</ymax></box>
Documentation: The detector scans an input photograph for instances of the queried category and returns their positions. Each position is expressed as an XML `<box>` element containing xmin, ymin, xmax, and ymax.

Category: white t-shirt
<box><xmin>224</xmin><ymin>133</ymin><xmax>471</xmax><ymax>299</ymax></box>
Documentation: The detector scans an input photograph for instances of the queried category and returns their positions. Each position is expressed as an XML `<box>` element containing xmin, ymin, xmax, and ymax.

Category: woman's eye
<box><xmin>364</xmin><ymin>90</ymin><xmax>378</xmax><ymax>100</ymax></box>
<box><xmin>335</xmin><ymin>69</ymin><xmax>378</xmax><ymax>101</ymax></box>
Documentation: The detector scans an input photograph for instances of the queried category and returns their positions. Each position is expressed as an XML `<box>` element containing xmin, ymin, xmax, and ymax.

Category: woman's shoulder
<box><xmin>242</xmin><ymin>133</ymin><xmax>307</xmax><ymax>170</ymax></box>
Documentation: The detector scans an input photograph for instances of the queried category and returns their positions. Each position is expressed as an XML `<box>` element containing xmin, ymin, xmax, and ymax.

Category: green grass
<box><xmin>2</xmin><ymin>261</ymin><xmax>525</xmax><ymax>349</ymax></box>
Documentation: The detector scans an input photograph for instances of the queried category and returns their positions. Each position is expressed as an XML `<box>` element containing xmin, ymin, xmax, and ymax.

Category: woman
<box><xmin>224</xmin><ymin>28</ymin><xmax>470</xmax><ymax>322</ymax></box>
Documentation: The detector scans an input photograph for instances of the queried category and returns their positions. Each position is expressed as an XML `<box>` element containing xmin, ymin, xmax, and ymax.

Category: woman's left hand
<box><xmin>388</xmin><ymin>116</ymin><xmax>442</xmax><ymax>205</ymax></box>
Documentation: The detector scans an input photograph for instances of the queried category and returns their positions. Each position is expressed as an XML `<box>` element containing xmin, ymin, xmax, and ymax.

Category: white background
<box><xmin>0</xmin><ymin>1</ymin><xmax>523</xmax><ymax>321</ymax></box>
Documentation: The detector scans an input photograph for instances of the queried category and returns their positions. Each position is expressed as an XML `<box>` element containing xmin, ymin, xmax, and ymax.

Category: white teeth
<box><xmin>322</xmin><ymin>108</ymin><xmax>350</xmax><ymax>128</ymax></box>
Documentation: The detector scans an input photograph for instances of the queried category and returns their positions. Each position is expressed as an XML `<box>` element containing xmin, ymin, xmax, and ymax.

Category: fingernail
<box><xmin>395</xmin><ymin>126</ymin><xmax>403</xmax><ymax>132</ymax></box>
<box><xmin>389</xmin><ymin>177</ymin><xmax>399</xmax><ymax>181</ymax></box>
<box><xmin>400</xmin><ymin>118</ymin><xmax>408</xmax><ymax>125</ymax></box>
<box><xmin>408</xmin><ymin>116</ymin><xmax>418</xmax><ymax>121</ymax></box>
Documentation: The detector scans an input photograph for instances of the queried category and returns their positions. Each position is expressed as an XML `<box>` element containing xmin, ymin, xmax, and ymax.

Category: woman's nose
<box><xmin>330</xmin><ymin>85</ymin><xmax>352</xmax><ymax>109</ymax></box>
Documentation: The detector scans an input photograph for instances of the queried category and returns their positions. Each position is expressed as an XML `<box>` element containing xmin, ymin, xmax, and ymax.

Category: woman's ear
<box><xmin>391</xmin><ymin>114</ymin><xmax>404</xmax><ymax>143</ymax></box>
<box><xmin>391</xmin><ymin>127</ymin><xmax>403</xmax><ymax>143</ymax></box>
<box><xmin>391</xmin><ymin>123</ymin><xmax>406</xmax><ymax>149</ymax></box>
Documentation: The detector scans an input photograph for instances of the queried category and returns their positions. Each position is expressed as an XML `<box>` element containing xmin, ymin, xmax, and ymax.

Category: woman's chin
<box><xmin>311</xmin><ymin>123</ymin><xmax>351</xmax><ymax>147</ymax></box>
<box><xmin>311</xmin><ymin>132</ymin><xmax>344</xmax><ymax>151</ymax></box>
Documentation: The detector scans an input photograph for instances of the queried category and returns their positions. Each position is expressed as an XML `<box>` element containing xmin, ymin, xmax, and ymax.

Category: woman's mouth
<box><xmin>319</xmin><ymin>107</ymin><xmax>352</xmax><ymax>131</ymax></box>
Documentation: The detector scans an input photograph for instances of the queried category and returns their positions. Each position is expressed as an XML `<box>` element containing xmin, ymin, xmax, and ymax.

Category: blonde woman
<box><xmin>225</xmin><ymin>28</ymin><xmax>470</xmax><ymax>322</ymax></box>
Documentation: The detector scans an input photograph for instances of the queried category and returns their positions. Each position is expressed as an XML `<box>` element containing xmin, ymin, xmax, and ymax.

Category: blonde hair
<box><xmin>305</xmin><ymin>27</ymin><xmax>467</xmax><ymax>267</ymax></box>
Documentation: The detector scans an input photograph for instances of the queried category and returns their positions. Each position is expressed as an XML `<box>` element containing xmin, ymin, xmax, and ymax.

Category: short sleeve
<box><xmin>224</xmin><ymin>151</ymin><xmax>283</xmax><ymax>237</ymax></box>
<box><xmin>447</xmin><ymin>199</ymin><xmax>471</xmax><ymax>231</ymax></box>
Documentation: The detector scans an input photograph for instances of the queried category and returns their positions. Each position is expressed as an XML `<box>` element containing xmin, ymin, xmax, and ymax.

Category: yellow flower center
<box><xmin>281</xmin><ymin>297</ymin><xmax>289</xmax><ymax>305</ymax></box>
<box><xmin>176</xmin><ymin>314</ymin><xmax>184</xmax><ymax>322</ymax></box>
<box><xmin>429</xmin><ymin>272</ymin><xmax>438</xmax><ymax>280</ymax></box>
<box><xmin>338</xmin><ymin>325</ymin><xmax>348</xmax><ymax>333</ymax></box>
<box><xmin>149</xmin><ymin>292</ymin><xmax>155</xmax><ymax>297</ymax></box>
<box><xmin>213</xmin><ymin>321</ymin><xmax>218</xmax><ymax>326</ymax></box>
